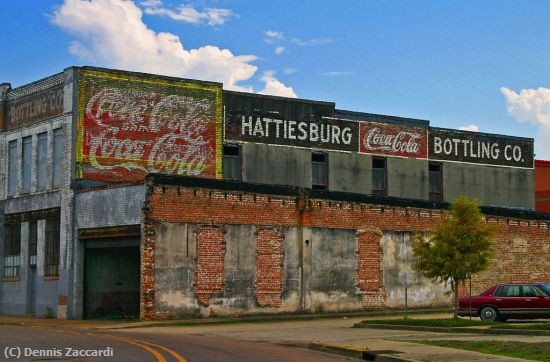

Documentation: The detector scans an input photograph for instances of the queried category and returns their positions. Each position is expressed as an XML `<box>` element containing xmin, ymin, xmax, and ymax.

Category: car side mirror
<box><xmin>537</xmin><ymin>294</ymin><xmax>545</xmax><ymax>299</ymax></box>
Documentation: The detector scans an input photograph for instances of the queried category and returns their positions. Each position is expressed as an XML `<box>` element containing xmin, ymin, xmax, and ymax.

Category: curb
<box><xmin>353</xmin><ymin>323</ymin><xmax>550</xmax><ymax>336</ymax></box>
<box><xmin>309</xmin><ymin>343</ymin><xmax>418</xmax><ymax>362</ymax></box>
<box><xmin>95</xmin><ymin>308</ymin><xmax>450</xmax><ymax>330</ymax></box>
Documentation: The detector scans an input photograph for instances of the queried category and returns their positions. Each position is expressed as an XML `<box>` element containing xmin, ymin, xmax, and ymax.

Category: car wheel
<box><xmin>479</xmin><ymin>306</ymin><xmax>498</xmax><ymax>322</ymax></box>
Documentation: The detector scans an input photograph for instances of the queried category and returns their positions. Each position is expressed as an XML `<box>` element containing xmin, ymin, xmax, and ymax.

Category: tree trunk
<box><xmin>453</xmin><ymin>279</ymin><xmax>459</xmax><ymax>319</ymax></box>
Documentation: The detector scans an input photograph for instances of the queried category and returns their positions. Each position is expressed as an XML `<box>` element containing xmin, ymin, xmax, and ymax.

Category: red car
<box><xmin>458</xmin><ymin>283</ymin><xmax>550</xmax><ymax>322</ymax></box>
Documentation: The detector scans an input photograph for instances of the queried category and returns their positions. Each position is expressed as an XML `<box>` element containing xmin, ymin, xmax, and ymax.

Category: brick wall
<box><xmin>194</xmin><ymin>225</ymin><xmax>226</xmax><ymax>305</ymax></box>
<box><xmin>255</xmin><ymin>227</ymin><xmax>285</xmax><ymax>307</ymax></box>
<box><xmin>141</xmin><ymin>179</ymin><xmax>550</xmax><ymax>319</ymax></box>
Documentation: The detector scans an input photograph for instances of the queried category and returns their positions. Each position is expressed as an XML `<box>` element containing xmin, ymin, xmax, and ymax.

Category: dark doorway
<box><xmin>84</xmin><ymin>239</ymin><xmax>140</xmax><ymax>319</ymax></box>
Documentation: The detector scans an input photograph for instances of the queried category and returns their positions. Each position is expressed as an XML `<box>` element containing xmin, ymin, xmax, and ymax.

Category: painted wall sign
<box><xmin>429</xmin><ymin>128</ymin><xmax>534</xmax><ymax>168</ymax></box>
<box><xmin>6</xmin><ymin>85</ymin><xmax>64</xmax><ymax>129</ymax></box>
<box><xmin>359</xmin><ymin>121</ymin><xmax>428</xmax><ymax>158</ymax></box>
<box><xmin>76</xmin><ymin>69</ymin><xmax>223</xmax><ymax>182</ymax></box>
<box><xmin>224</xmin><ymin>113</ymin><xmax>358</xmax><ymax>152</ymax></box>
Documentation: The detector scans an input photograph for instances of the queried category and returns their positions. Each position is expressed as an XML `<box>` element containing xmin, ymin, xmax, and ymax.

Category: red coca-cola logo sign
<box><xmin>359</xmin><ymin>122</ymin><xmax>427</xmax><ymax>158</ymax></box>
<box><xmin>78</xmin><ymin>75</ymin><xmax>221</xmax><ymax>182</ymax></box>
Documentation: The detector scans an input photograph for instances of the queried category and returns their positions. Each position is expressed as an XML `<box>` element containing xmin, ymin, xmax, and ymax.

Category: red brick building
<box><xmin>535</xmin><ymin>160</ymin><xmax>550</xmax><ymax>213</ymax></box>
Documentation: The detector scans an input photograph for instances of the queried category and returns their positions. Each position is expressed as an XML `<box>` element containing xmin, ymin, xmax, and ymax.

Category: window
<box><xmin>28</xmin><ymin>222</ymin><xmax>38</xmax><ymax>266</ymax></box>
<box><xmin>37</xmin><ymin>132</ymin><xmax>48</xmax><ymax>191</ymax></box>
<box><xmin>8</xmin><ymin>140</ymin><xmax>18</xmax><ymax>196</ymax></box>
<box><xmin>223</xmin><ymin>145</ymin><xmax>241</xmax><ymax>181</ymax></box>
<box><xmin>45</xmin><ymin>218</ymin><xmax>60</xmax><ymax>277</ymax></box>
<box><xmin>494</xmin><ymin>285</ymin><xmax>521</xmax><ymax>297</ymax></box>
<box><xmin>311</xmin><ymin>152</ymin><xmax>328</xmax><ymax>190</ymax></box>
<box><xmin>21</xmin><ymin>136</ymin><xmax>32</xmax><ymax>193</ymax></box>
<box><xmin>522</xmin><ymin>285</ymin><xmax>539</xmax><ymax>298</ymax></box>
<box><xmin>53</xmin><ymin>128</ymin><xmax>63</xmax><ymax>188</ymax></box>
<box><xmin>4</xmin><ymin>224</ymin><xmax>21</xmax><ymax>278</ymax></box>
<box><xmin>372</xmin><ymin>157</ymin><xmax>387</xmax><ymax>196</ymax></box>
<box><xmin>429</xmin><ymin>162</ymin><xmax>443</xmax><ymax>202</ymax></box>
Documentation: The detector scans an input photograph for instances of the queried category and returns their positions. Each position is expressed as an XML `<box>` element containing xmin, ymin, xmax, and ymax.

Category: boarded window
<box><xmin>29</xmin><ymin>221</ymin><xmax>38</xmax><ymax>266</ymax></box>
<box><xmin>8</xmin><ymin>140</ymin><xmax>18</xmax><ymax>196</ymax></box>
<box><xmin>52</xmin><ymin>128</ymin><xmax>63</xmax><ymax>188</ymax></box>
<box><xmin>37</xmin><ymin>132</ymin><xmax>48</xmax><ymax>191</ymax></box>
<box><xmin>429</xmin><ymin>162</ymin><xmax>443</xmax><ymax>202</ymax></box>
<box><xmin>22</xmin><ymin>136</ymin><xmax>32</xmax><ymax>193</ymax></box>
<box><xmin>222</xmin><ymin>145</ymin><xmax>240</xmax><ymax>180</ymax></box>
<box><xmin>4</xmin><ymin>224</ymin><xmax>21</xmax><ymax>278</ymax></box>
<box><xmin>312</xmin><ymin>152</ymin><xmax>328</xmax><ymax>190</ymax></box>
<box><xmin>45</xmin><ymin>218</ymin><xmax>60</xmax><ymax>276</ymax></box>
<box><xmin>372</xmin><ymin>157</ymin><xmax>387</xmax><ymax>196</ymax></box>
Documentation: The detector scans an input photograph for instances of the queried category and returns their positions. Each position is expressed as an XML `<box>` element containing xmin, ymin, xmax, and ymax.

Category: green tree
<box><xmin>412</xmin><ymin>195</ymin><xmax>495</xmax><ymax>318</ymax></box>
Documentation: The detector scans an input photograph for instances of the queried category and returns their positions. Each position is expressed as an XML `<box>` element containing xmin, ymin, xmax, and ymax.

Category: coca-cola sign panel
<box><xmin>359</xmin><ymin>121</ymin><xmax>428</xmax><ymax>158</ymax></box>
<box><xmin>76</xmin><ymin>69</ymin><xmax>223</xmax><ymax>182</ymax></box>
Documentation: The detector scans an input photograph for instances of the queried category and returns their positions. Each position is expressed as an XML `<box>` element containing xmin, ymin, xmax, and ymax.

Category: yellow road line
<box><xmin>87</xmin><ymin>332</ymin><xmax>166</xmax><ymax>362</ymax></box>
<box><xmin>104</xmin><ymin>334</ymin><xmax>187</xmax><ymax>362</ymax></box>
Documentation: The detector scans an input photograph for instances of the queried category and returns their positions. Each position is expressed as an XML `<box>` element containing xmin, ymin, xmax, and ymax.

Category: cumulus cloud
<box><xmin>274</xmin><ymin>46</ymin><xmax>285</xmax><ymax>55</ymax></box>
<box><xmin>264</xmin><ymin>30</ymin><xmax>284</xmax><ymax>43</ymax></box>
<box><xmin>501</xmin><ymin>86</ymin><xmax>550</xmax><ymax>158</ymax></box>
<box><xmin>52</xmin><ymin>0</ymin><xmax>296</xmax><ymax>96</ymax></box>
<box><xmin>141</xmin><ymin>0</ymin><xmax>235</xmax><ymax>26</ymax></box>
<box><xmin>258</xmin><ymin>71</ymin><xmax>297</xmax><ymax>98</ymax></box>
<box><xmin>291</xmin><ymin>37</ymin><xmax>332</xmax><ymax>46</ymax></box>
<box><xmin>459</xmin><ymin>124</ymin><xmax>480</xmax><ymax>132</ymax></box>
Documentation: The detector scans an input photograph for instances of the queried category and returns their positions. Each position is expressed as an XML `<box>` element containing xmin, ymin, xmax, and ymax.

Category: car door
<box><xmin>493</xmin><ymin>285</ymin><xmax>523</xmax><ymax>318</ymax></box>
<box><xmin>521</xmin><ymin>285</ymin><xmax>542</xmax><ymax>318</ymax></box>
<box><xmin>533</xmin><ymin>285</ymin><xmax>550</xmax><ymax>318</ymax></box>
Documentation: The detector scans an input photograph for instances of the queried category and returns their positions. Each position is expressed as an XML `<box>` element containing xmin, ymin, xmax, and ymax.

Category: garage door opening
<box><xmin>84</xmin><ymin>238</ymin><xmax>140</xmax><ymax>319</ymax></box>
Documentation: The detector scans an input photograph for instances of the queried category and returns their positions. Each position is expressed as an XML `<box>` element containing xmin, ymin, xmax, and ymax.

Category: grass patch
<box><xmin>491</xmin><ymin>322</ymin><xmax>550</xmax><ymax>331</ymax></box>
<box><xmin>410</xmin><ymin>340</ymin><xmax>550</xmax><ymax>361</ymax></box>
<box><xmin>360</xmin><ymin>318</ymin><xmax>499</xmax><ymax>328</ymax></box>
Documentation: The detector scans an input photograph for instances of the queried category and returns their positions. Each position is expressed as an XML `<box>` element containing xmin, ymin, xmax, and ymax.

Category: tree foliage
<box><xmin>412</xmin><ymin>195</ymin><xmax>495</xmax><ymax>317</ymax></box>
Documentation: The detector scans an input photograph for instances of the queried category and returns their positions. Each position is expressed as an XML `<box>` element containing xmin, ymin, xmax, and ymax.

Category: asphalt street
<box><xmin>0</xmin><ymin>324</ymin><xmax>354</xmax><ymax>362</ymax></box>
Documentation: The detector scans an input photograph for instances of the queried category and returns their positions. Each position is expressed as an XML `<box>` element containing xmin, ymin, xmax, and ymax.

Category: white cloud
<box><xmin>52</xmin><ymin>0</ymin><xmax>296</xmax><ymax>95</ymax></box>
<box><xmin>323</xmin><ymin>71</ymin><xmax>350</xmax><ymax>77</ymax></box>
<box><xmin>459</xmin><ymin>124</ymin><xmax>480</xmax><ymax>132</ymax></box>
<box><xmin>258</xmin><ymin>71</ymin><xmax>297</xmax><ymax>98</ymax></box>
<box><xmin>283</xmin><ymin>67</ymin><xmax>297</xmax><ymax>74</ymax></box>
<box><xmin>291</xmin><ymin>37</ymin><xmax>332</xmax><ymax>46</ymax></box>
<box><xmin>274</xmin><ymin>46</ymin><xmax>285</xmax><ymax>55</ymax></box>
<box><xmin>141</xmin><ymin>1</ymin><xmax>235</xmax><ymax>26</ymax></box>
<box><xmin>501</xmin><ymin>86</ymin><xmax>550</xmax><ymax>158</ymax></box>
<box><xmin>264</xmin><ymin>30</ymin><xmax>284</xmax><ymax>43</ymax></box>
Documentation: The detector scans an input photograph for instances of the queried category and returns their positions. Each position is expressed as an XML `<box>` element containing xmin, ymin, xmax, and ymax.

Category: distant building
<box><xmin>0</xmin><ymin>67</ymin><xmax>547</xmax><ymax>320</ymax></box>
<box><xmin>535</xmin><ymin>160</ymin><xmax>550</xmax><ymax>213</ymax></box>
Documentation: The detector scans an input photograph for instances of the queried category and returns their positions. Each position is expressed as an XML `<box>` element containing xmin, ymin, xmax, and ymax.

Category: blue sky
<box><xmin>1</xmin><ymin>0</ymin><xmax>549</xmax><ymax>158</ymax></box>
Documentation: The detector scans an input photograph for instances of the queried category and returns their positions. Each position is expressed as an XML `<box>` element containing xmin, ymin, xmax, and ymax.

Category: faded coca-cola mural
<box><xmin>359</xmin><ymin>121</ymin><xmax>428</xmax><ymax>159</ymax></box>
<box><xmin>76</xmin><ymin>70</ymin><xmax>222</xmax><ymax>182</ymax></box>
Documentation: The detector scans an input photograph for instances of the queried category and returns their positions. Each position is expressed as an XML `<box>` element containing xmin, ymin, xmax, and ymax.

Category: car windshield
<box><xmin>538</xmin><ymin>284</ymin><xmax>550</xmax><ymax>296</ymax></box>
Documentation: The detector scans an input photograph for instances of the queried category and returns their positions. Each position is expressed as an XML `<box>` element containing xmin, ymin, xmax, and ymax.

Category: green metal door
<box><xmin>85</xmin><ymin>241</ymin><xmax>140</xmax><ymax>319</ymax></box>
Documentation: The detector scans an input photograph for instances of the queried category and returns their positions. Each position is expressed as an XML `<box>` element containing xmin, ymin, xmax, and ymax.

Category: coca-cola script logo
<box><xmin>80</xmin><ymin>86</ymin><xmax>218</xmax><ymax>182</ymax></box>
<box><xmin>359</xmin><ymin>122</ymin><xmax>427</xmax><ymax>158</ymax></box>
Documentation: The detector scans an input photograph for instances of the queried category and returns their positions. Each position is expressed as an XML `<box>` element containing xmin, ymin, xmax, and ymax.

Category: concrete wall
<box><xmin>442</xmin><ymin>162</ymin><xmax>534</xmax><ymax>209</ymax></box>
<box><xmin>242</xmin><ymin>143</ymin><xmax>311</xmax><ymax>187</ymax></box>
<box><xmin>387</xmin><ymin>158</ymin><xmax>429</xmax><ymax>200</ymax></box>
<box><xmin>328</xmin><ymin>152</ymin><xmax>371</xmax><ymax>194</ymax></box>
<box><xmin>151</xmin><ymin>222</ymin><xmax>364</xmax><ymax>318</ymax></box>
<box><xmin>381</xmin><ymin>231</ymin><xmax>450</xmax><ymax>308</ymax></box>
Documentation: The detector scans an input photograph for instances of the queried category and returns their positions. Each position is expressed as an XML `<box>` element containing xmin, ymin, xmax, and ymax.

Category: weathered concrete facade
<box><xmin>0</xmin><ymin>66</ymin><xmax>544</xmax><ymax>320</ymax></box>
<box><xmin>140</xmin><ymin>175</ymin><xmax>549</xmax><ymax>320</ymax></box>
